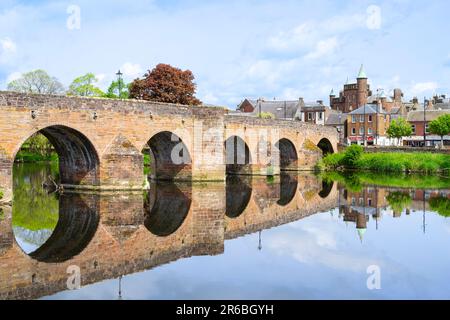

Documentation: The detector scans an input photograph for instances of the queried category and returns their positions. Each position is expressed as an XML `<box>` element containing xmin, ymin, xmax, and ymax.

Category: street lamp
<box><xmin>116</xmin><ymin>70</ymin><xmax>123</xmax><ymax>98</ymax></box>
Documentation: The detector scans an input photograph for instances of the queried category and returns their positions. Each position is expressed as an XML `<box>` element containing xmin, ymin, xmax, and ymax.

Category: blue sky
<box><xmin>1</xmin><ymin>0</ymin><xmax>450</xmax><ymax>108</ymax></box>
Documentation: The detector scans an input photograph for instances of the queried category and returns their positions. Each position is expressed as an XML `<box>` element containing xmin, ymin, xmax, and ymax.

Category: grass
<box><xmin>319</xmin><ymin>145</ymin><xmax>450</xmax><ymax>175</ymax></box>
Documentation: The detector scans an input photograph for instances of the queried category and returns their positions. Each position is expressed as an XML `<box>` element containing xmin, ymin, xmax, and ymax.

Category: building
<box><xmin>346</xmin><ymin>104</ymin><xmax>394</xmax><ymax>146</ymax></box>
<box><xmin>236</xmin><ymin>98</ymin><xmax>333</xmax><ymax>125</ymax></box>
<box><xmin>404</xmin><ymin>109</ymin><xmax>450</xmax><ymax>147</ymax></box>
<box><xmin>325</xmin><ymin>112</ymin><xmax>347</xmax><ymax>144</ymax></box>
<box><xmin>330</xmin><ymin>65</ymin><xmax>404</xmax><ymax>114</ymax></box>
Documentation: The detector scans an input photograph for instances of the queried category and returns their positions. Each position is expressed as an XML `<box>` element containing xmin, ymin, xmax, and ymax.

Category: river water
<box><xmin>0</xmin><ymin>163</ymin><xmax>449</xmax><ymax>300</ymax></box>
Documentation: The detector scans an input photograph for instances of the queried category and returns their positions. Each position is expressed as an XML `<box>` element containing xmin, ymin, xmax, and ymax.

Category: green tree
<box><xmin>7</xmin><ymin>69</ymin><xmax>64</xmax><ymax>95</ymax></box>
<box><xmin>387</xmin><ymin>118</ymin><xmax>413</xmax><ymax>146</ymax></box>
<box><xmin>429</xmin><ymin>114</ymin><xmax>450</xmax><ymax>148</ymax></box>
<box><xmin>68</xmin><ymin>73</ymin><xmax>104</xmax><ymax>97</ymax></box>
<box><xmin>103</xmin><ymin>78</ymin><xmax>129</xmax><ymax>99</ymax></box>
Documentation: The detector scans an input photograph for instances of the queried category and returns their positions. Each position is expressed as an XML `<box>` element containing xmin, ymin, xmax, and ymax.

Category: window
<box><xmin>351</xmin><ymin>197</ymin><xmax>356</xmax><ymax>206</ymax></box>
<box><xmin>352</xmin><ymin>115</ymin><xmax>357</xmax><ymax>123</ymax></box>
<box><xmin>368</xmin><ymin>127</ymin><xmax>373</xmax><ymax>134</ymax></box>
<box><xmin>308</xmin><ymin>112</ymin><xmax>313</xmax><ymax>120</ymax></box>
<box><xmin>411</xmin><ymin>124</ymin><xmax>416</xmax><ymax>135</ymax></box>
<box><xmin>368</xmin><ymin>198</ymin><xmax>372</xmax><ymax>206</ymax></box>
<box><xmin>352</xmin><ymin>127</ymin><xmax>356</xmax><ymax>135</ymax></box>
<box><xmin>359</xmin><ymin>198</ymin><xmax>364</xmax><ymax>206</ymax></box>
<box><xmin>318</xmin><ymin>112</ymin><xmax>323</xmax><ymax>120</ymax></box>
<box><xmin>360</xmin><ymin>115</ymin><xmax>364</xmax><ymax>123</ymax></box>
<box><xmin>368</xmin><ymin>115</ymin><xmax>373</xmax><ymax>122</ymax></box>
<box><xmin>359</xmin><ymin>127</ymin><xmax>364</xmax><ymax>135</ymax></box>
<box><xmin>425</xmin><ymin>123</ymin><xmax>430</xmax><ymax>134</ymax></box>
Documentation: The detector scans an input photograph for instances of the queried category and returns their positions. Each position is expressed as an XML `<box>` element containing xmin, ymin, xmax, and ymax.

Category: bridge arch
<box><xmin>277</xmin><ymin>174</ymin><xmax>298</xmax><ymax>206</ymax></box>
<box><xmin>225</xmin><ymin>135</ymin><xmax>252</xmax><ymax>175</ymax></box>
<box><xmin>143</xmin><ymin>131</ymin><xmax>192</xmax><ymax>181</ymax></box>
<box><xmin>13</xmin><ymin>125</ymin><xmax>100</xmax><ymax>187</ymax></box>
<box><xmin>226</xmin><ymin>176</ymin><xmax>252</xmax><ymax>218</ymax></box>
<box><xmin>275</xmin><ymin>138</ymin><xmax>298</xmax><ymax>171</ymax></box>
<box><xmin>317</xmin><ymin>138</ymin><xmax>334</xmax><ymax>155</ymax></box>
<box><xmin>319</xmin><ymin>180</ymin><xmax>334</xmax><ymax>198</ymax></box>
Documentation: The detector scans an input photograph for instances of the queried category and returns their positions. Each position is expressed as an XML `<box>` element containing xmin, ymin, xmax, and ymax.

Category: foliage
<box><xmin>68</xmin><ymin>73</ymin><xmax>104</xmax><ymax>97</ymax></box>
<box><xmin>12</xmin><ymin>163</ymin><xmax>59</xmax><ymax>231</ymax></box>
<box><xmin>429</xmin><ymin>196</ymin><xmax>450</xmax><ymax>218</ymax></box>
<box><xmin>429</xmin><ymin>114</ymin><xmax>450</xmax><ymax>147</ymax></box>
<box><xmin>7</xmin><ymin>69</ymin><xmax>65</xmax><ymax>95</ymax></box>
<box><xmin>387</xmin><ymin>118</ymin><xmax>413</xmax><ymax>143</ymax></box>
<box><xmin>15</xmin><ymin>133</ymin><xmax>58</xmax><ymax>163</ymax></box>
<box><xmin>341</xmin><ymin>145</ymin><xmax>364</xmax><ymax>167</ymax></box>
<box><xmin>258</xmin><ymin>112</ymin><xmax>275</xmax><ymax>119</ymax></box>
<box><xmin>129</xmin><ymin>63</ymin><xmax>202</xmax><ymax>105</ymax></box>
<box><xmin>320</xmin><ymin>147</ymin><xmax>450</xmax><ymax>174</ymax></box>
<box><xmin>103</xmin><ymin>78</ymin><xmax>130</xmax><ymax>99</ymax></box>
<box><xmin>0</xmin><ymin>189</ymin><xmax>3</xmax><ymax>200</ymax></box>
<box><xmin>387</xmin><ymin>191</ymin><xmax>412</xmax><ymax>215</ymax></box>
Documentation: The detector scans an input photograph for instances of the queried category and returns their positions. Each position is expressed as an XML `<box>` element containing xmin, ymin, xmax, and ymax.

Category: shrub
<box><xmin>258</xmin><ymin>112</ymin><xmax>275</xmax><ymax>119</ymax></box>
<box><xmin>342</xmin><ymin>145</ymin><xmax>364</xmax><ymax>167</ymax></box>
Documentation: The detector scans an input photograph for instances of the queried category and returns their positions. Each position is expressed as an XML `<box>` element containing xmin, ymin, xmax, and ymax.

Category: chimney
<box><xmin>393</xmin><ymin>88</ymin><xmax>403</xmax><ymax>103</ymax></box>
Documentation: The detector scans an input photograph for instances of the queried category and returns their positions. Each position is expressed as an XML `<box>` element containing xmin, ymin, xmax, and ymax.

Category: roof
<box><xmin>325</xmin><ymin>113</ymin><xmax>347</xmax><ymax>125</ymax></box>
<box><xmin>349</xmin><ymin>104</ymin><xmax>385</xmax><ymax>115</ymax></box>
<box><xmin>434</xmin><ymin>103</ymin><xmax>450</xmax><ymax>110</ymax></box>
<box><xmin>407</xmin><ymin>110</ymin><xmax>450</xmax><ymax>122</ymax></box>
<box><xmin>357</xmin><ymin>64</ymin><xmax>367</xmax><ymax>79</ymax></box>
<box><xmin>240</xmin><ymin>99</ymin><xmax>301</xmax><ymax>119</ymax></box>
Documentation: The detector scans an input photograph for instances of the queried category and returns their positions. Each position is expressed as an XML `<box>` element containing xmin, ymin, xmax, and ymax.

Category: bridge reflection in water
<box><xmin>0</xmin><ymin>167</ymin><xmax>338</xmax><ymax>300</ymax></box>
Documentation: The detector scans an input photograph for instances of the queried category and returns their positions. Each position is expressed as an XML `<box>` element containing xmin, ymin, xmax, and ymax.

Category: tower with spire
<box><xmin>356</xmin><ymin>64</ymin><xmax>368</xmax><ymax>108</ymax></box>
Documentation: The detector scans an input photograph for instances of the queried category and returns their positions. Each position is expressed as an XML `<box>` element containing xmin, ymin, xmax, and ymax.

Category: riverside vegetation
<box><xmin>319</xmin><ymin>145</ymin><xmax>450</xmax><ymax>175</ymax></box>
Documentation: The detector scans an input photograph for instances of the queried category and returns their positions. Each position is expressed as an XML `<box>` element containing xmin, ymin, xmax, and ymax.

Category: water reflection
<box><xmin>144</xmin><ymin>182</ymin><xmax>191</xmax><ymax>237</ymax></box>
<box><xmin>2</xmin><ymin>163</ymin><xmax>450</xmax><ymax>299</ymax></box>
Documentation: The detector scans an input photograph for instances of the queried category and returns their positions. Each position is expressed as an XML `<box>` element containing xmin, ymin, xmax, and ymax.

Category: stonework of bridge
<box><xmin>0</xmin><ymin>173</ymin><xmax>338</xmax><ymax>300</ymax></box>
<box><xmin>0</xmin><ymin>92</ymin><xmax>338</xmax><ymax>203</ymax></box>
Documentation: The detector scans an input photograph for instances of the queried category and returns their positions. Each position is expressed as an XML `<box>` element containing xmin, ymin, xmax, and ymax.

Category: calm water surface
<box><xmin>1</xmin><ymin>163</ymin><xmax>450</xmax><ymax>300</ymax></box>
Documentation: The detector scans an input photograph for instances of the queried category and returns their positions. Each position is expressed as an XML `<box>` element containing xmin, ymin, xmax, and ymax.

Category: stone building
<box><xmin>236</xmin><ymin>98</ymin><xmax>334</xmax><ymax>125</ymax></box>
<box><xmin>404</xmin><ymin>109</ymin><xmax>450</xmax><ymax>147</ymax></box>
<box><xmin>330</xmin><ymin>65</ymin><xmax>404</xmax><ymax>114</ymax></box>
<box><xmin>346</xmin><ymin>104</ymin><xmax>394</xmax><ymax>146</ymax></box>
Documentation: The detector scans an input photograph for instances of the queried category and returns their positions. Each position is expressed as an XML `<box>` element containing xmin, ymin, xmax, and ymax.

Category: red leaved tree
<box><xmin>129</xmin><ymin>63</ymin><xmax>202</xmax><ymax>105</ymax></box>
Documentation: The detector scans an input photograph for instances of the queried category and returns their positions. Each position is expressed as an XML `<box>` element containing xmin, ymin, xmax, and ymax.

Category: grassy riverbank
<box><xmin>319</xmin><ymin>145</ymin><xmax>450</xmax><ymax>175</ymax></box>
<box><xmin>14</xmin><ymin>150</ymin><xmax>58</xmax><ymax>163</ymax></box>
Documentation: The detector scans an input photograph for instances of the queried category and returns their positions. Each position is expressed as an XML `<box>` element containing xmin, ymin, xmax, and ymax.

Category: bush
<box><xmin>258</xmin><ymin>112</ymin><xmax>275</xmax><ymax>119</ymax></box>
<box><xmin>342</xmin><ymin>145</ymin><xmax>364</xmax><ymax>167</ymax></box>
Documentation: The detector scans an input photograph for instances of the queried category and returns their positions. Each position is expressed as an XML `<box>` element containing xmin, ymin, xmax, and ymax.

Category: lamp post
<box><xmin>423</xmin><ymin>97</ymin><xmax>427</xmax><ymax>147</ymax></box>
<box><xmin>116</xmin><ymin>70</ymin><xmax>123</xmax><ymax>98</ymax></box>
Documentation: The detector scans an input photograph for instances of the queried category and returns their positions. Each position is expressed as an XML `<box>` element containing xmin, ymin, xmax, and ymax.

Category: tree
<box><xmin>129</xmin><ymin>63</ymin><xmax>202</xmax><ymax>105</ymax></box>
<box><xmin>103</xmin><ymin>78</ymin><xmax>129</xmax><ymax>99</ymax></box>
<box><xmin>429</xmin><ymin>114</ymin><xmax>450</xmax><ymax>148</ymax></box>
<box><xmin>68</xmin><ymin>73</ymin><xmax>104</xmax><ymax>97</ymax></box>
<box><xmin>387</xmin><ymin>118</ymin><xmax>413</xmax><ymax>146</ymax></box>
<box><xmin>7</xmin><ymin>69</ymin><xmax>65</xmax><ymax>95</ymax></box>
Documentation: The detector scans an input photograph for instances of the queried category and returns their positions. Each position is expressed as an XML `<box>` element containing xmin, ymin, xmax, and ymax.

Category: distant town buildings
<box><xmin>235</xmin><ymin>64</ymin><xmax>450</xmax><ymax>148</ymax></box>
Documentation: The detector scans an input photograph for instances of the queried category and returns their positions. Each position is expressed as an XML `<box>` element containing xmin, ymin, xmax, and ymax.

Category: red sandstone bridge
<box><xmin>0</xmin><ymin>91</ymin><xmax>338</xmax><ymax>203</ymax></box>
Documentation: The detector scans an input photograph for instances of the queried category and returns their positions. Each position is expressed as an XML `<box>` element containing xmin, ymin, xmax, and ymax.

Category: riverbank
<box><xmin>319</xmin><ymin>145</ymin><xmax>450</xmax><ymax>175</ymax></box>
<box><xmin>14</xmin><ymin>150</ymin><xmax>58</xmax><ymax>163</ymax></box>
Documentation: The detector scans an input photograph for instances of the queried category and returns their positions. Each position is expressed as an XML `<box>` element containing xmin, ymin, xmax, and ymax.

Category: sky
<box><xmin>1</xmin><ymin>0</ymin><xmax>450</xmax><ymax>109</ymax></box>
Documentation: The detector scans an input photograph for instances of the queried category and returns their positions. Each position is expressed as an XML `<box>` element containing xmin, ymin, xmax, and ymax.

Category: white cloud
<box><xmin>121</xmin><ymin>62</ymin><xmax>143</xmax><ymax>79</ymax></box>
<box><xmin>305</xmin><ymin>37</ymin><xmax>338</xmax><ymax>60</ymax></box>
<box><xmin>1</xmin><ymin>37</ymin><xmax>16</xmax><ymax>54</ymax></box>
<box><xmin>410</xmin><ymin>82</ymin><xmax>438</xmax><ymax>95</ymax></box>
<box><xmin>6</xmin><ymin>71</ymin><xmax>21</xmax><ymax>83</ymax></box>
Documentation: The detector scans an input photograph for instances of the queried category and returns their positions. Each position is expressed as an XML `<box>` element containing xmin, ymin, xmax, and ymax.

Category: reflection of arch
<box><xmin>144</xmin><ymin>183</ymin><xmax>191</xmax><ymax>236</ymax></box>
<box><xmin>145</xmin><ymin>131</ymin><xmax>192</xmax><ymax>181</ymax></box>
<box><xmin>317</xmin><ymin>138</ymin><xmax>334</xmax><ymax>155</ymax></box>
<box><xmin>226</xmin><ymin>176</ymin><xmax>252</xmax><ymax>218</ymax></box>
<box><xmin>319</xmin><ymin>180</ymin><xmax>334</xmax><ymax>198</ymax></box>
<box><xmin>225</xmin><ymin>136</ymin><xmax>252</xmax><ymax>175</ymax></box>
<box><xmin>275</xmin><ymin>138</ymin><xmax>298</xmax><ymax>171</ymax></box>
<box><xmin>277</xmin><ymin>174</ymin><xmax>298</xmax><ymax>206</ymax></box>
<box><xmin>14</xmin><ymin>125</ymin><xmax>100</xmax><ymax>186</ymax></box>
<box><xmin>27</xmin><ymin>193</ymin><xmax>100</xmax><ymax>263</ymax></box>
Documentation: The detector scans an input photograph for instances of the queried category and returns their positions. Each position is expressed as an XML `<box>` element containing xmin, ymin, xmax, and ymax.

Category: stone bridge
<box><xmin>0</xmin><ymin>91</ymin><xmax>338</xmax><ymax>202</ymax></box>
<box><xmin>0</xmin><ymin>173</ymin><xmax>338</xmax><ymax>299</ymax></box>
